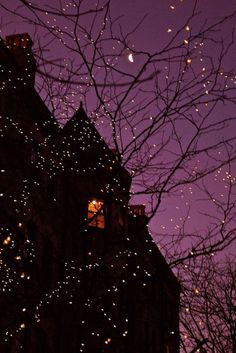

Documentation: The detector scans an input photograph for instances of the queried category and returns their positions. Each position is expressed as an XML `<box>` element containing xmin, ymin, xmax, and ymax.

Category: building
<box><xmin>0</xmin><ymin>33</ymin><xmax>180</xmax><ymax>353</ymax></box>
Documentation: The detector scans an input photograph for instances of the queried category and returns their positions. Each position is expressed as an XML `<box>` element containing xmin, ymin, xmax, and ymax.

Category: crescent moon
<box><xmin>128</xmin><ymin>53</ymin><xmax>134</xmax><ymax>63</ymax></box>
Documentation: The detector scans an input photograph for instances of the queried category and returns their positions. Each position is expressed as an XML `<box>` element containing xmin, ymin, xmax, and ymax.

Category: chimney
<box><xmin>129</xmin><ymin>204</ymin><xmax>146</xmax><ymax>216</ymax></box>
<box><xmin>5</xmin><ymin>33</ymin><xmax>36</xmax><ymax>86</ymax></box>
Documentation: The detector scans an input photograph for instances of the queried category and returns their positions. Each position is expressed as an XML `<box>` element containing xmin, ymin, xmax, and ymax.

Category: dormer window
<box><xmin>88</xmin><ymin>199</ymin><xmax>105</xmax><ymax>229</ymax></box>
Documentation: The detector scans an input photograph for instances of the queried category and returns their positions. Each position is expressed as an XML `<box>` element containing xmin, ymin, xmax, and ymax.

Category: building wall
<box><xmin>0</xmin><ymin>34</ymin><xmax>180</xmax><ymax>353</ymax></box>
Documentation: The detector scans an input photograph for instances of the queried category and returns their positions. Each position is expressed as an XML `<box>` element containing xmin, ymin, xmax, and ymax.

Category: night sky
<box><xmin>0</xmin><ymin>1</ymin><xmax>236</xmax><ymax>352</ymax></box>
<box><xmin>1</xmin><ymin>0</ymin><xmax>236</xmax><ymax>261</ymax></box>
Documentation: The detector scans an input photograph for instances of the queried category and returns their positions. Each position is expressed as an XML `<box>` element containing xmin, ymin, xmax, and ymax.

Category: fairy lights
<box><xmin>0</xmin><ymin>1</ymin><xmax>234</xmax><ymax>352</ymax></box>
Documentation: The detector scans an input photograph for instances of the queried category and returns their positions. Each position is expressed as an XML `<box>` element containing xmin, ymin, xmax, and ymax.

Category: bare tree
<box><xmin>0</xmin><ymin>1</ymin><xmax>236</xmax><ymax>352</ymax></box>
<box><xmin>180</xmin><ymin>257</ymin><xmax>236</xmax><ymax>353</ymax></box>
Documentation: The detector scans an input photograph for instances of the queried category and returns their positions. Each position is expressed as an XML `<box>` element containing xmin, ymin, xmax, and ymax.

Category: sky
<box><xmin>110</xmin><ymin>0</ymin><xmax>236</xmax><ymax>257</ymax></box>
<box><xmin>0</xmin><ymin>0</ymin><xmax>236</xmax><ymax>261</ymax></box>
<box><xmin>0</xmin><ymin>4</ymin><xmax>236</xmax><ymax>353</ymax></box>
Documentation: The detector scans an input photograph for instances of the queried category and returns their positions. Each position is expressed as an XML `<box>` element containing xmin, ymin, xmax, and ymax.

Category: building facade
<box><xmin>0</xmin><ymin>33</ymin><xmax>180</xmax><ymax>353</ymax></box>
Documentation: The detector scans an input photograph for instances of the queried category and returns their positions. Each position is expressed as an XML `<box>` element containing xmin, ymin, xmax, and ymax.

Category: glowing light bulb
<box><xmin>3</xmin><ymin>236</ymin><xmax>11</xmax><ymax>245</ymax></box>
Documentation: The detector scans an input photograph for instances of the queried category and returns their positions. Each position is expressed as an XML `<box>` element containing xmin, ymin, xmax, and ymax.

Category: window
<box><xmin>31</xmin><ymin>142</ymin><xmax>40</xmax><ymax>164</ymax></box>
<box><xmin>88</xmin><ymin>199</ymin><xmax>105</xmax><ymax>229</ymax></box>
<box><xmin>110</xmin><ymin>202</ymin><xmax>124</xmax><ymax>232</ymax></box>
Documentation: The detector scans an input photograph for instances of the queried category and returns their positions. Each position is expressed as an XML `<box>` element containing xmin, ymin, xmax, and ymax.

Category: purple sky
<box><xmin>1</xmin><ymin>0</ymin><xmax>236</xmax><ymax>260</ymax></box>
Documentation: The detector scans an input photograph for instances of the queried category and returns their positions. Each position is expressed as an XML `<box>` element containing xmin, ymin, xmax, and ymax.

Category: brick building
<box><xmin>0</xmin><ymin>33</ymin><xmax>180</xmax><ymax>353</ymax></box>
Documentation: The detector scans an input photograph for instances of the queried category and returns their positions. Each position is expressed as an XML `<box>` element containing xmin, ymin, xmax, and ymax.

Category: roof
<box><xmin>0</xmin><ymin>35</ymin><xmax>59</xmax><ymax>140</ymax></box>
<box><xmin>60</xmin><ymin>104</ymin><xmax>132</xmax><ymax>188</ymax></box>
<box><xmin>128</xmin><ymin>214</ymin><xmax>180</xmax><ymax>294</ymax></box>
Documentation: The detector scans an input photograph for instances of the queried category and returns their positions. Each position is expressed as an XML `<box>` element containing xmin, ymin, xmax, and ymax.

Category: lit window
<box><xmin>88</xmin><ymin>199</ymin><xmax>105</xmax><ymax>228</ymax></box>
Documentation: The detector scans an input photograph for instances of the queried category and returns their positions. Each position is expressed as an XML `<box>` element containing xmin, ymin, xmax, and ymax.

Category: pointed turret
<box><xmin>58</xmin><ymin>103</ymin><xmax>131</xmax><ymax>203</ymax></box>
<box><xmin>61</xmin><ymin>104</ymin><xmax>117</xmax><ymax>173</ymax></box>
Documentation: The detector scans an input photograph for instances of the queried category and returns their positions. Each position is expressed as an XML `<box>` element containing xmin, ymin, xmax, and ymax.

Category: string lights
<box><xmin>0</xmin><ymin>1</ymin><xmax>235</xmax><ymax>352</ymax></box>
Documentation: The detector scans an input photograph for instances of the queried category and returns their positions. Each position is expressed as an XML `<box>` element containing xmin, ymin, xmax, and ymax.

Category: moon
<box><xmin>128</xmin><ymin>53</ymin><xmax>134</xmax><ymax>63</ymax></box>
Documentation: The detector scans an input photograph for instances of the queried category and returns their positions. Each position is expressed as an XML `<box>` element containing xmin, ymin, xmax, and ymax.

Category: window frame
<box><xmin>87</xmin><ymin>198</ymin><xmax>105</xmax><ymax>229</ymax></box>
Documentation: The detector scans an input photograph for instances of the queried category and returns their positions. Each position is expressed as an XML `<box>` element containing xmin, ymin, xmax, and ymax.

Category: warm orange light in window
<box><xmin>3</xmin><ymin>236</ymin><xmax>11</xmax><ymax>245</ymax></box>
<box><xmin>88</xmin><ymin>199</ymin><xmax>105</xmax><ymax>228</ymax></box>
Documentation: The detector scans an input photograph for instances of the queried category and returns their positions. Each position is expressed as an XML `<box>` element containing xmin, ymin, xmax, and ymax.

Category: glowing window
<box><xmin>88</xmin><ymin>199</ymin><xmax>105</xmax><ymax>228</ymax></box>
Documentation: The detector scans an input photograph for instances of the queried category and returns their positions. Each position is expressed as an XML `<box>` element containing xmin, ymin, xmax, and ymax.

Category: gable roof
<box><xmin>63</xmin><ymin>102</ymin><xmax>108</xmax><ymax>152</ymax></box>
<box><xmin>56</xmin><ymin>104</ymin><xmax>131</xmax><ymax>198</ymax></box>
